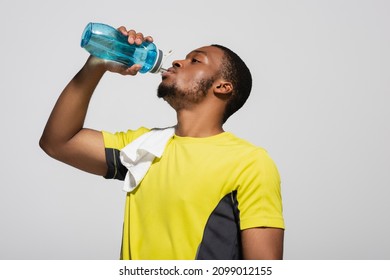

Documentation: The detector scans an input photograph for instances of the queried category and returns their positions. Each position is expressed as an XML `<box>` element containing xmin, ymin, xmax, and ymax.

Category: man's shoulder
<box><xmin>225</xmin><ymin>132</ymin><xmax>267</xmax><ymax>152</ymax></box>
<box><xmin>102</xmin><ymin>126</ymin><xmax>151</xmax><ymax>149</ymax></box>
<box><xmin>223</xmin><ymin>133</ymin><xmax>277</xmax><ymax>167</ymax></box>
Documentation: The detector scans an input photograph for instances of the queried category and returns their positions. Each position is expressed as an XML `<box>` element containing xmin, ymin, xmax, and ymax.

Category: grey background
<box><xmin>0</xmin><ymin>0</ymin><xmax>389</xmax><ymax>259</ymax></box>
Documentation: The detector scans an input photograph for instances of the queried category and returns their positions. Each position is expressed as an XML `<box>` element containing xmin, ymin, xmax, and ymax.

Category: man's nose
<box><xmin>172</xmin><ymin>60</ymin><xmax>183</xmax><ymax>68</ymax></box>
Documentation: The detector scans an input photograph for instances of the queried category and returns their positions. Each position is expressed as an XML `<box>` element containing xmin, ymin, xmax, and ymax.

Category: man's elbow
<box><xmin>39</xmin><ymin>135</ymin><xmax>62</xmax><ymax>160</ymax></box>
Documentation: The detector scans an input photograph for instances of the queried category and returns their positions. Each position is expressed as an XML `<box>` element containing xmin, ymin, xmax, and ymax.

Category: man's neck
<box><xmin>174</xmin><ymin>109</ymin><xmax>224</xmax><ymax>138</ymax></box>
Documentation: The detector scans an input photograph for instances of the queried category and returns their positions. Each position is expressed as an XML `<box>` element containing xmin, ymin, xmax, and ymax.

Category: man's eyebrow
<box><xmin>186</xmin><ymin>50</ymin><xmax>208</xmax><ymax>58</ymax></box>
<box><xmin>192</xmin><ymin>50</ymin><xmax>208</xmax><ymax>56</ymax></box>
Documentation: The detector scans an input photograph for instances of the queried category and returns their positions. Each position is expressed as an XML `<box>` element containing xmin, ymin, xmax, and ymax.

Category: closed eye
<box><xmin>191</xmin><ymin>58</ymin><xmax>201</xmax><ymax>63</ymax></box>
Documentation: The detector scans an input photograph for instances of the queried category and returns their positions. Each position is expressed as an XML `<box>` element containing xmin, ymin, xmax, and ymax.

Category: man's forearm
<box><xmin>39</xmin><ymin>57</ymin><xmax>106</xmax><ymax>157</ymax></box>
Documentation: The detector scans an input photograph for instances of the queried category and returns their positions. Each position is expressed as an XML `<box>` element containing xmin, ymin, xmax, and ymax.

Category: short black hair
<box><xmin>212</xmin><ymin>44</ymin><xmax>252</xmax><ymax>123</ymax></box>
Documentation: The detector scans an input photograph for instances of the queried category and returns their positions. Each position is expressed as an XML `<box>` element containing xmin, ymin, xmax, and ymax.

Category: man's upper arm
<box><xmin>237</xmin><ymin>148</ymin><xmax>285</xmax><ymax>259</ymax></box>
<box><xmin>241</xmin><ymin>227</ymin><xmax>284</xmax><ymax>259</ymax></box>
<box><xmin>57</xmin><ymin>128</ymin><xmax>107</xmax><ymax>176</ymax></box>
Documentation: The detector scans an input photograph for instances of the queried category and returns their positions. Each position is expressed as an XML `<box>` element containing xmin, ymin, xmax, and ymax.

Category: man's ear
<box><xmin>214</xmin><ymin>81</ymin><xmax>233</xmax><ymax>96</ymax></box>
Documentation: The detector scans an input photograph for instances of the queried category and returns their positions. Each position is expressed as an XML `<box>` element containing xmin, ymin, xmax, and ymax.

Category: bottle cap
<box><xmin>151</xmin><ymin>49</ymin><xmax>174</xmax><ymax>73</ymax></box>
<box><xmin>150</xmin><ymin>49</ymin><xmax>164</xmax><ymax>73</ymax></box>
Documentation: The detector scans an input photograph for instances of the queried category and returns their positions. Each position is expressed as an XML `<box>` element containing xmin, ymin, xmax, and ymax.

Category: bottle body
<box><xmin>81</xmin><ymin>22</ymin><xmax>163</xmax><ymax>73</ymax></box>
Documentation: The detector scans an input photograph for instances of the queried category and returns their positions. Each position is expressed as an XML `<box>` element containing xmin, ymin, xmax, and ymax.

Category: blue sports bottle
<box><xmin>81</xmin><ymin>22</ymin><xmax>164</xmax><ymax>73</ymax></box>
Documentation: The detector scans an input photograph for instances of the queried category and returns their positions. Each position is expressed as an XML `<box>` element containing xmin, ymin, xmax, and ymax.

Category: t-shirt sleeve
<box><xmin>237</xmin><ymin>149</ymin><xmax>285</xmax><ymax>230</ymax></box>
<box><xmin>102</xmin><ymin>127</ymin><xmax>150</xmax><ymax>181</ymax></box>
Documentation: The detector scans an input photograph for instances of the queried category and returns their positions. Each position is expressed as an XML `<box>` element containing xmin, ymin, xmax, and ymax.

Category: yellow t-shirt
<box><xmin>103</xmin><ymin>127</ymin><xmax>284</xmax><ymax>260</ymax></box>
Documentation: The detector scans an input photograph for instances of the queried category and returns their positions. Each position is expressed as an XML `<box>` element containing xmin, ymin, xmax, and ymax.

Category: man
<box><xmin>39</xmin><ymin>26</ymin><xmax>284</xmax><ymax>260</ymax></box>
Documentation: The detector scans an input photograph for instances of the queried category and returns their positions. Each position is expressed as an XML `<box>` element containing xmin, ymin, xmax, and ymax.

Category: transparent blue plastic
<box><xmin>80</xmin><ymin>22</ymin><xmax>163</xmax><ymax>73</ymax></box>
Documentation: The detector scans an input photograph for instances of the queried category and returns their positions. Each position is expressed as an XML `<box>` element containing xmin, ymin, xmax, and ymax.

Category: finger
<box><xmin>123</xmin><ymin>64</ymin><xmax>142</xmax><ymax>76</ymax></box>
<box><xmin>134</xmin><ymin>32</ymin><xmax>144</xmax><ymax>45</ymax></box>
<box><xmin>144</xmin><ymin>35</ymin><xmax>154</xmax><ymax>43</ymax></box>
<box><xmin>127</xmin><ymin>29</ymin><xmax>137</xmax><ymax>44</ymax></box>
<box><xmin>117</xmin><ymin>26</ymin><xmax>128</xmax><ymax>36</ymax></box>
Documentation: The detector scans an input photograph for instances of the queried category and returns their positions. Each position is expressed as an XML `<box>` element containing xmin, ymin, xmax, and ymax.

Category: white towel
<box><xmin>119</xmin><ymin>127</ymin><xmax>175</xmax><ymax>192</ymax></box>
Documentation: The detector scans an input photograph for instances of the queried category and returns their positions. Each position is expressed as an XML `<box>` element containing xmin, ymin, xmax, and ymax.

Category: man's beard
<box><xmin>157</xmin><ymin>78</ymin><xmax>214</xmax><ymax>110</ymax></box>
